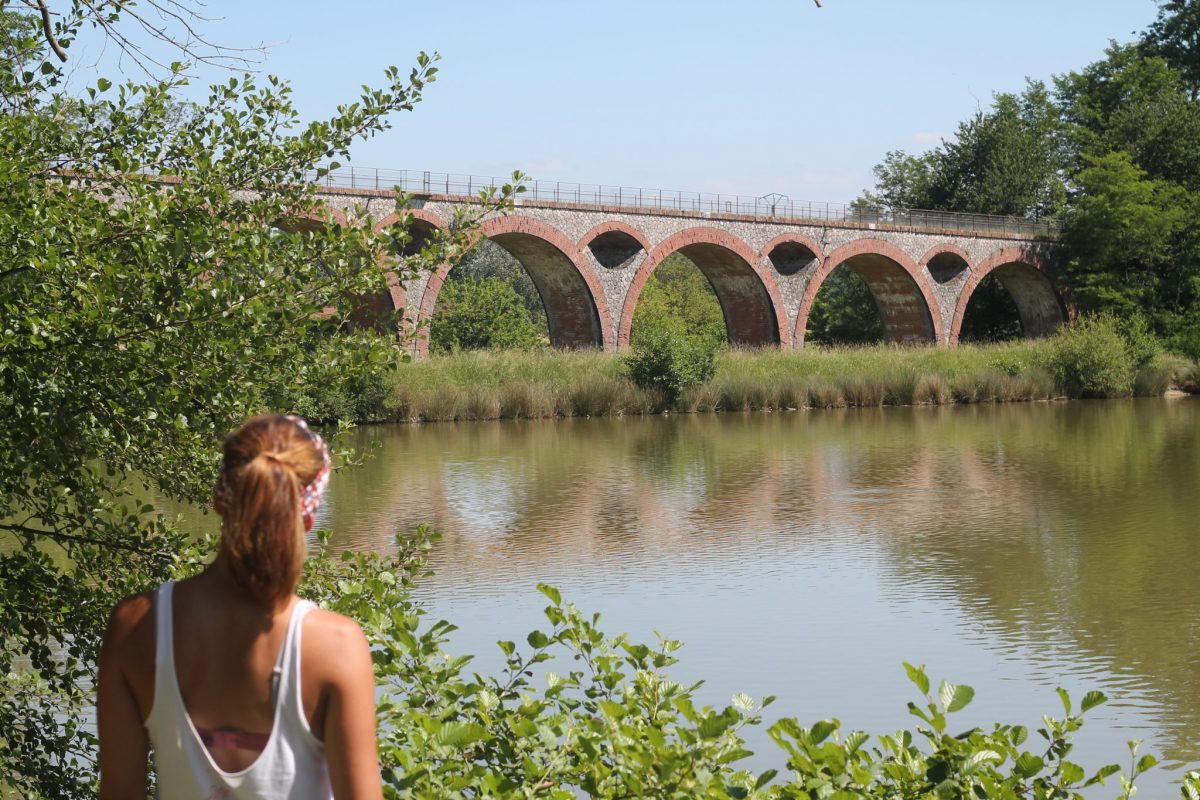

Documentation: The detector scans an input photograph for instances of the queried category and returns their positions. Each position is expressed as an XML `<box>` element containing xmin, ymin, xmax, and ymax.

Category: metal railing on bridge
<box><xmin>306</xmin><ymin>167</ymin><xmax>1061</xmax><ymax>238</ymax></box>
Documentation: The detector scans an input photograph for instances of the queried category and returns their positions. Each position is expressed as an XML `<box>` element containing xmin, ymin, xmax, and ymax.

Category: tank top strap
<box><xmin>153</xmin><ymin>581</ymin><xmax>177</xmax><ymax>709</ymax></box>
<box><xmin>276</xmin><ymin>600</ymin><xmax>316</xmax><ymax>717</ymax></box>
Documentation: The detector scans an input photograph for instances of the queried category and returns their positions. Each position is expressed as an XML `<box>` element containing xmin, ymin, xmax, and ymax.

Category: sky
<box><xmin>66</xmin><ymin>1</ymin><xmax>1160</xmax><ymax>203</ymax></box>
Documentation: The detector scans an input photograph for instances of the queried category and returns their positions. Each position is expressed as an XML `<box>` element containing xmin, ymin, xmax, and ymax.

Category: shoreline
<box><xmin>298</xmin><ymin>342</ymin><xmax>1200</xmax><ymax>425</ymax></box>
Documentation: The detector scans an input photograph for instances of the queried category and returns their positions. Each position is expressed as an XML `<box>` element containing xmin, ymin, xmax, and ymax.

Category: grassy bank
<box><xmin>357</xmin><ymin>339</ymin><xmax>1198</xmax><ymax>424</ymax></box>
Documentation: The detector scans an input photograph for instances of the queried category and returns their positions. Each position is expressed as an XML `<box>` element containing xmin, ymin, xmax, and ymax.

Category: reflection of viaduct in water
<box><xmin>326</xmin><ymin>404</ymin><xmax>1200</xmax><ymax>764</ymax></box>
<box><xmin>306</xmin><ymin>184</ymin><xmax>1066</xmax><ymax>357</ymax></box>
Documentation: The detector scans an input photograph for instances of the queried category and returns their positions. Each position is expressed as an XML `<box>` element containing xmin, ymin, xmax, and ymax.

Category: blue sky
<box><xmin>70</xmin><ymin>1</ymin><xmax>1158</xmax><ymax>202</ymax></box>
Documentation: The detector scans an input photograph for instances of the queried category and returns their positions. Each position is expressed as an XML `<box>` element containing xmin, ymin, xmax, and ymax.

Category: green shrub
<box><xmin>429</xmin><ymin>276</ymin><xmax>546</xmax><ymax>354</ymax></box>
<box><xmin>1117</xmin><ymin>312</ymin><xmax>1162</xmax><ymax>368</ymax></box>
<box><xmin>1047</xmin><ymin>315</ymin><xmax>1136</xmax><ymax>398</ymax></box>
<box><xmin>1164</xmin><ymin>309</ymin><xmax>1200</xmax><ymax>362</ymax></box>
<box><xmin>623</xmin><ymin>324</ymin><xmax>717</xmax><ymax>407</ymax></box>
<box><xmin>1134</xmin><ymin>357</ymin><xmax>1175</xmax><ymax>397</ymax></box>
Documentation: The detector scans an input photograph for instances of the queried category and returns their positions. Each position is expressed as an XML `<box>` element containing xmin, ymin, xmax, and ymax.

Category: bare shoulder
<box><xmin>103</xmin><ymin>591</ymin><xmax>155</xmax><ymax>652</ymax></box>
<box><xmin>301</xmin><ymin>608</ymin><xmax>372</xmax><ymax>676</ymax></box>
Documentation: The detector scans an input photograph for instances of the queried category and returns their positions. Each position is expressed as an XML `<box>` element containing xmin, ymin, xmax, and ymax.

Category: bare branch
<box><xmin>0</xmin><ymin>521</ymin><xmax>170</xmax><ymax>556</ymax></box>
<box><xmin>27</xmin><ymin>0</ymin><xmax>68</xmax><ymax>61</ymax></box>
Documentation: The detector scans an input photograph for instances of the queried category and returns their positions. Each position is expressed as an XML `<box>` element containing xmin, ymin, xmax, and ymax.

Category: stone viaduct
<box><xmin>304</xmin><ymin>175</ymin><xmax>1064</xmax><ymax>357</ymax></box>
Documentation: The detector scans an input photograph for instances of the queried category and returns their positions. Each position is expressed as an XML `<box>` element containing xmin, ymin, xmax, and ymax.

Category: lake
<box><xmin>310</xmin><ymin>398</ymin><xmax>1199</xmax><ymax>794</ymax></box>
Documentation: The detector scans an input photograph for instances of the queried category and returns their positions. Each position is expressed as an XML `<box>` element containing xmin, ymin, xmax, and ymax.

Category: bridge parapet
<box><xmin>307</xmin><ymin>167</ymin><xmax>1061</xmax><ymax>240</ymax></box>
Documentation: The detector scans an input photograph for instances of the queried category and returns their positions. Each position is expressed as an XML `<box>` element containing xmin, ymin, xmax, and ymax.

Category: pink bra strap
<box><xmin>196</xmin><ymin>727</ymin><xmax>270</xmax><ymax>753</ymax></box>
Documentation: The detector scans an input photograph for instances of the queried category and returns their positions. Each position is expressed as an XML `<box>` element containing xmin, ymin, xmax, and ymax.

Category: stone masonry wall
<box><xmin>310</xmin><ymin>187</ymin><xmax>1061</xmax><ymax>355</ymax></box>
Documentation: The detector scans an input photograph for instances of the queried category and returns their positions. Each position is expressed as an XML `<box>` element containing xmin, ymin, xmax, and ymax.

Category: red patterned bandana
<box><xmin>214</xmin><ymin>415</ymin><xmax>331</xmax><ymax>526</ymax></box>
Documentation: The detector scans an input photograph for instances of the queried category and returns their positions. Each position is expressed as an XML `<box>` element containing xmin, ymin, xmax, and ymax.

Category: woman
<box><xmin>98</xmin><ymin>415</ymin><xmax>382</xmax><ymax>799</ymax></box>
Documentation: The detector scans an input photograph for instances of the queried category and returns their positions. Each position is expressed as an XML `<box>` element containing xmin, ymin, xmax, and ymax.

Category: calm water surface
<box><xmin>313</xmin><ymin>399</ymin><xmax>1199</xmax><ymax>793</ymax></box>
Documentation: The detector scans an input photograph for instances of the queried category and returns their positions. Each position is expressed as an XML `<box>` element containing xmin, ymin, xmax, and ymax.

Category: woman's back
<box><xmin>149</xmin><ymin>580</ymin><xmax>329</xmax><ymax>797</ymax></box>
<box><xmin>98</xmin><ymin>415</ymin><xmax>382</xmax><ymax>800</ymax></box>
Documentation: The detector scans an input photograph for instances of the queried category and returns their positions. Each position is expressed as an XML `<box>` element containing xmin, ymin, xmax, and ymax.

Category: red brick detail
<box><xmin>371</xmin><ymin>209</ymin><xmax>449</xmax><ymax>353</ymax></box>
<box><xmin>919</xmin><ymin>242</ymin><xmax>972</xmax><ymax>269</ymax></box>
<box><xmin>795</xmin><ymin>238</ymin><xmax>944</xmax><ymax>346</ymax></box>
<box><xmin>412</xmin><ymin>214</ymin><xmax>613</xmax><ymax>356</ymax></box>
<box><xmin>371</xmin><ymin>207</ymin><xmax>448</xmax><ymax>234</ymax></box>
<box><xmin>760</xmin><ymin>233</ymin><xmax>825</xmax><ymax>267</ymax></box>
<box><xmin>578</xmin><ymin>221</ymin><xmax>653</xmax><ymax>253</ymax></box>
<box><xmin>274</xmin><ymin>208</ymin><xmax>348</xmax><ymax>231</ymax></box>
<box><xmin>618</xmin><ymin>227</ymin><xmax>790</xmax><ymax>348</ymax></box>
<box><xmin>949</xmin><ymin>247</ymin><xmax>1065</xmax><ymax>344</ymax></box>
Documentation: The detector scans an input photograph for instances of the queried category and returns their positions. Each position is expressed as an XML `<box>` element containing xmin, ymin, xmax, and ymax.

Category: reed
<box><xmin>372</xmin><ymin>339</ymin><xmax>1189</xmax><ymax>424</ymax></box>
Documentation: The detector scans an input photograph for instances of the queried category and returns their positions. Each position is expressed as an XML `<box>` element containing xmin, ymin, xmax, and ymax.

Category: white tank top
<box><xmin>146</xmin><ymin>581</ymin><xmax>333</xmax><ymax>800</ymax></box>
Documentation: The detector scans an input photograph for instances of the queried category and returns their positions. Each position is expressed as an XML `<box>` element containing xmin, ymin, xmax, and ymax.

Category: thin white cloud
<box><xmin>911</xmin><ymin>131</ymin><xmax>949</xmax><ymax>145</ymax></box>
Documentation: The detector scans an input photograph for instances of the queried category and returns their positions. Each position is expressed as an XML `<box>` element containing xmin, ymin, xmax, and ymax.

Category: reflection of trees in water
<box><xmin>327</xmin><ymin>401</ymin><xmax>1200</xmax><ymax>761</ymax></box>
<box><xmin>867</xmin><ymin>401</ymin><xmax>1200</xmax><ymax>763</ymax></box>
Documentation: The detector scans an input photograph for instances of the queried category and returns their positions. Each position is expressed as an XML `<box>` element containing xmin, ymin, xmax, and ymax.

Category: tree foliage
<box><xmin>0</xmin><ymin>7</ymin><xmax>519</xmax><ymax>796</ymax></box>
<box><xmin>859</xmin><ymin>3</ymin><xmax>1200</xmax><ymax>347</ymax></box>
<box><xmin>631</xmin><ymin>253</ymin><xmax>727</xmax><ymax>350</ymax></box>
<box><xmin>449</xmin><ymin>238</ymin><xmax>548</xmax><ymax>329</ymax></box>
<box><xmin>805</xmin><ymin>267</ymin><xmax>884</xmax><ymax>345</ymax></box>
<box><xmin>429</xmin><ymin>275</ymin><xmax>546</xmax><ymax>354</ymax></box>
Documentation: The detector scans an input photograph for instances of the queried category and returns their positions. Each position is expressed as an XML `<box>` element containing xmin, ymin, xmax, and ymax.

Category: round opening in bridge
<box><xmin>959</xmin><ymin>262</ymin><xmax>1065</xmax><ymax>342</ymax></box>
<box><xmin>428</xmin><ymin>238</ymin><xmax>551</xmax><ymax>354</ymax></box>
<box><xmin>927</xmin><ymin>252</ymin><xmax>969</xmax><ymax>284</ymax></box>
<box><xmin>805</xmin><ymin>264</ymin><xmax>884</xmax><ymax>345</ymax></box>
<box><xmin>768</xmin><ymin>241</ymin><xmax>818</xmax><ymax>276</ymax></box>
<box><xmin>629</xmin><ymin>252</ymin><xmax>727</xmax><ymax>348</ymax></box>
<box><xmin>587</xmin><ymin>230</ymin><xmax>643</xmax><ymax>270</ymax></box>
<box><xmin>398</xmin><ymin>219</ymin><xmax>438</xmax><ymax>258</ymax></box>
<box><xmin>960</xmin><ymin>272</ymin><xmax>1022</xmax><ymax>342</ymax></box>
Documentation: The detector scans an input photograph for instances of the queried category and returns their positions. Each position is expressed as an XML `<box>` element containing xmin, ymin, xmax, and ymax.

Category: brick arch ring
<box><xmin>919</xmin><ymin>242</ymin><xmax>973</xmax><ymax>271</ymax></box>
<box><xmin>759</xmin><ymin>233</ymin><xmax>827</xmax><ymax>271</ymax></box>
<box><xmin>578</xmin><ymin>220</ymin><xmax>654</xmax><ymax>254</ymax></box>
<box><xmin>371</xmin><ymin>208</ymin><xmax>452</xmax><ymax>330</ymax></box>
<box><xmin>275</xmin><ymin>207</ymin><xmax>349</xmax><ymax>230</ymax></box>
<box><xmin>618</xmin><ymin>227</ymin><xmax>791</xmax><ymax>348</ymax></box>
<box><xmin>795</xmin><ymin>238</ymin><xmax>946</xmax><ymax>346</ymax></box>
<box><xmin>411</xmin><ymin>214</ymin><xmax>614</xmax><ymax>354</ymax></box>
<box><xmin>949</xmin><ymin>247</ymin><xmax>1064</xmax><ymax>344</ymax></box>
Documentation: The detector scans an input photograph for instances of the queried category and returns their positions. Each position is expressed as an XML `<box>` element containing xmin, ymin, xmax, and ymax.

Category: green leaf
<box><xmin>754</xmin><ymin>769</ymin><xmax>778</xmax><ymax>790</ymax></box>
<box><xmin>807</xmin><ymin>720</ymin><xmax>837</xmax><ymax>745</ymax></box>
<box><xmin>904</xmin><ymin>662</ymin><xmax>930</xmax><ymax>695</ymax></box>
<box><xmin>432</xmin><ymin>722</ymin><xmax>489</xmax><ymax>748</ymax></box>
<box><xmin>1056</xmin><ymin>687</ymin><xmax>1072</xmax><ymax>715</ymax></box>
<box><xmin>1060</xmin><ymin>761</ymin><xmax>1085</xmax><ymax>784</ymax></box>
<box><xmin>1085</xmin><ymin>763</ymin><xmax>1121</xmax><ymax>787</ymax></box>
<box><xmin>1014</xmin><ymin>752</ymin><xmax>1045</xmax><ymax>778</ymax></box>
<box><xmin>537</xmin><ymin>584</ymin><xmax>561</xmax><ymax>605</ymax></box>
<box><xmin>939</xmin><ymin>681</ymin><xmax>974</xmax><ymax>713</ymax></box>
<box><xmin>526</xmin><ymin>630</ymin><xmax>549</xmax><ymax>649</ymax></box>
<box><xmin>1080</xmin><ymin>690</ymin><xmax>1107</xmax><ymax>713</ymax></box>
<box><xmin>1136</xmin><ymin>754</ymin><xmax>1159</xmax><ymax>773</ymax></box>
<box><xmin>699</xmin><ymin>711</ymin><xmax>736</xmax><ymax>740</ymax></box>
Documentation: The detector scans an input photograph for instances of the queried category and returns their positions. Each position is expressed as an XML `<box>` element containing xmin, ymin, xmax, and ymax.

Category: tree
<box><xmin>630</xmin><ymin>253</ymin><xmax>726</xmax><ymax>349</ymax></box>
<box><xmin>0</xmin><ymin>7</ymin><xmax>517</xmax><ymax>796</ymax></box>
<box><xmin>1063</xmin><ymin>150</ymin><xmax>1191</xmax><ymax>317</ymax></box>
<box><xmin>805</xmin><ymin>267</ymin><xmax>884</xmax><ymax>345</ymax></box>
<box><xmin>1143</xmin><ymin>0</ymin><xmax>1200</xmax><ymax>101</ymax></box>
<box><xmin>449</xmin><ymin>238</ymin><xmax>548</xmax><ymax>330</ymax></box>
<box><xmin>429</xmin><ymin>276</ymin><xmax>545</xmax><ymax>353</ymax></box>
<box><xmin>865</xmin><ymin>82</ymin><xmax>1065</xmax><ymax>219</ymax></box>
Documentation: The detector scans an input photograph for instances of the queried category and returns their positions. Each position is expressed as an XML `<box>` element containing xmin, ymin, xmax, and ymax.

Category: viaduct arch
<box><xmin>307</xmin><ymin>186</ymin><xmax>1066</xmax><ymax>356</ymax></box>
<box><xmin>619</xmin><ymin>227</ymin><xmax>789</xmax><ymax>349</ymax></box>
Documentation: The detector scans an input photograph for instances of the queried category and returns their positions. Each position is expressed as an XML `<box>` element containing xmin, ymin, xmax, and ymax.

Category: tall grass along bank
<box><xmin>346</xmin><ymin>335</ymin><xmax>1198</xmax><ymax>425</ymax></box>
